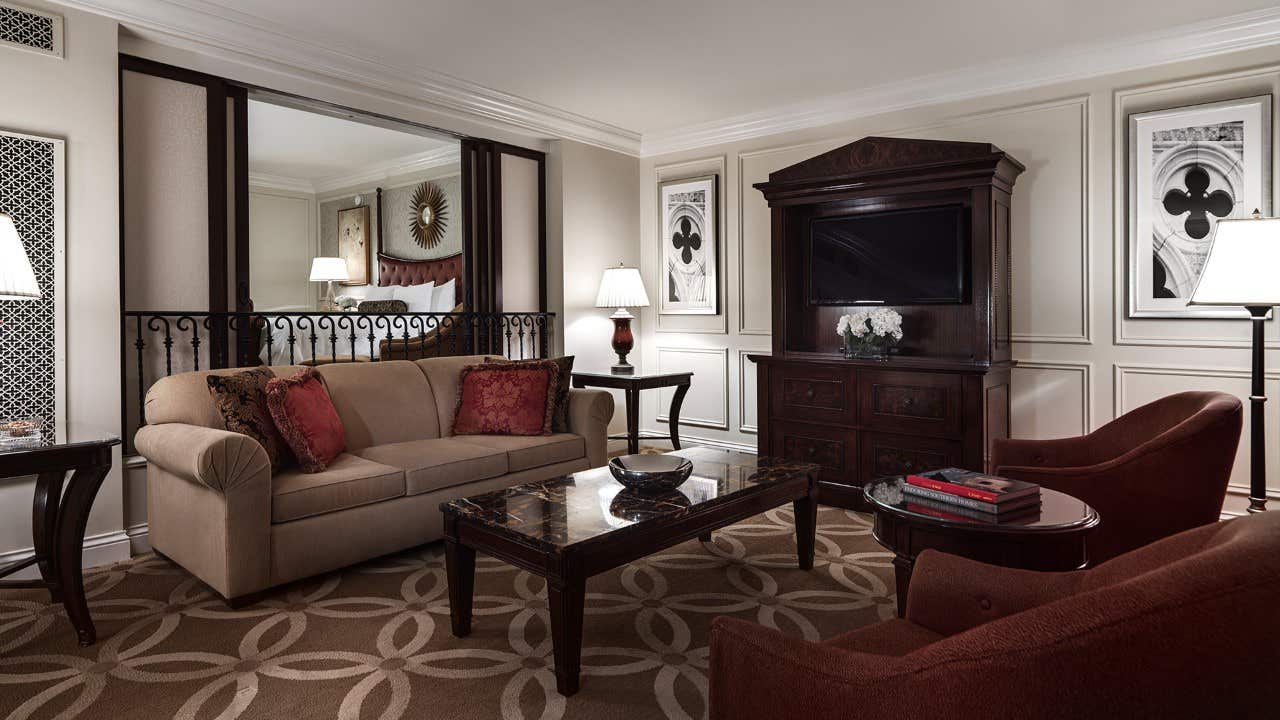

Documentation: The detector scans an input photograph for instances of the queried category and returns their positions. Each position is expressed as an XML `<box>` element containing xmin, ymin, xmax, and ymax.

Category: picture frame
<box><xmin>1127</xmin><ymin>95</ymin><xmax>1272</xmax><ymax>318</ymax></box>
<box><xmin>659</xmin><ymin>174</ymin><xmax>718</xmax><ymax>315</ymax></box>
<box><xmin>337</xmin><ymin>204</ymin><xmax>370</xmax><ymax>286</ymax></box>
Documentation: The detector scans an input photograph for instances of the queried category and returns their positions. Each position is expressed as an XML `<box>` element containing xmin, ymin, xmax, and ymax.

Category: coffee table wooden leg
<box><xmin>548</xmin><ymin>575</ymin><xmax>585</xmax><ymax>696</ymax></box>
<box><xmin>445</xmin><ymin>539</ymin><xmax>476</xmax><ymax>637</ymax></box>
<box><xmin>56</xmin><ymin>465</ymin><xmax>108</xmax><ymax>646</ymax></box>
<box><xmin>793</xmin><ymin>494</ymin><xmax>818</xmax><ymax>570</ymax></box>
<box><xmin>892</xmin><ymin>554</ymin><xmax>914</xmax><ymax>618</ymax></box>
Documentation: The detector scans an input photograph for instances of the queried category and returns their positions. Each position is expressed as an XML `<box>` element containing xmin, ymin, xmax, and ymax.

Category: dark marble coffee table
<box><xmin>441</xmin><ymin>447</ymin><xmax>819</xmax><ymax>696</ymax></box>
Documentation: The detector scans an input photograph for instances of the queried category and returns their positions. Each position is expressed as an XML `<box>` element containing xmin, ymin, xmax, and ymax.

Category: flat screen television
<box><xmin>807</xmin><ymin>204</ymin><xmax>969</xmax><ymax>305</ymax></box>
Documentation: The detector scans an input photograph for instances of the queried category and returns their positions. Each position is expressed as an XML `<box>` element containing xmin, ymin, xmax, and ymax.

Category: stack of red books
<box><xmin>903</xmin><ymin>468</ymin><xmax>1041</xmax><ymax>519</ymax></box>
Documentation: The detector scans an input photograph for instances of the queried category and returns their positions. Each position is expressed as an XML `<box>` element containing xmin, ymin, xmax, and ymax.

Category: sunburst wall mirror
<box><xmin>409</xmin><ymin>181</ymin><xmax>449</xmax><ymax>249</ymax></box>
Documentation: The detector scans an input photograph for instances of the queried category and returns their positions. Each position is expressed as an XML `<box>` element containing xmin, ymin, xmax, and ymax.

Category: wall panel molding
<box><xmin>1013</xmin><ymin>360</ymin><xmax>1094</xmax><ymax>435</ymax></box>
<box><xmin>737</xmin><ymin>348</ymin><xmax>767</xmax><ymax>434</ymax></box>
<box><xmin>655</xmin><ymin>345</ymin><xmax>729</xmax><ymax>430</ymax></box>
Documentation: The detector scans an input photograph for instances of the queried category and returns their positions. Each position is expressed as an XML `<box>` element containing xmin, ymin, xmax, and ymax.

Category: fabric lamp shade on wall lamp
<box><xmin>310</xmin><ymin>257</ymin><xmax>350</xmax><ymax>312</ymax></box>
<box><xmin>595</xmin><ymin>264</ymin><xmax>650</xmax><ymax>375</ymax></box>
<box><xmin>1188</xmin><ymin>210</ymin><xmax>1280</xmax><ymax>512</ymax></box>
<box><xmin>0</xmin><ymin>213</ymin><xmax>41</xmax><ymax>302</ymax></box>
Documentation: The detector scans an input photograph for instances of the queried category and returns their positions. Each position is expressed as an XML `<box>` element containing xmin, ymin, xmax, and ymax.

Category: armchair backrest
<box><xmin>1084</xmin><ymin>391</ymin><xmax>1242</xmax><ymax>466</ymax></box>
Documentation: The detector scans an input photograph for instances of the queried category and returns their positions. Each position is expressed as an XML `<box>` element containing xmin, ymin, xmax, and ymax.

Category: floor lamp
<box><xmin>1188</xmin><ymin>210</ymin><xmax>1280</xmax><ymax>513</ymax></box>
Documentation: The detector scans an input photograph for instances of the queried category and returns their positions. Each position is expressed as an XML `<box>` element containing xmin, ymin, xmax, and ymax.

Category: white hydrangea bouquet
<box><xmin>836</xmin><ymin>308</ymin><xmax>903</xmax><ymax>359</ymax></box>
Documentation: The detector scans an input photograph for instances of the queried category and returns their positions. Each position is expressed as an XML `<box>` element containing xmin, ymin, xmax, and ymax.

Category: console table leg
<box><xmin>548</xmin><ymin>575</ymin><xmax>585</xmax><ymax>696</ymax></box>
<box><xmin>445</xmin><ymin>539</ymin><xmax>476</xmax><ymax>637</ymax></box>
<box><xmin>892</xmin><ymin>554</ymin><xmax>914</xmax><ymax>618</ymax></box>
<box><xmin>55</xmin><ymin>464</ymin><xmax>109</xmax><ymax>646</ymax></box>
<box><xmin>793</xmin><ymin>494</ymin><xmax>817</xmax><ymax>570</ymax></box>
<box><xmin>32</xmin><ymin>470</ymin><xmax>65</xmax><ymax>603</ymax></box>
<box><xmin>668</xmin><ymin>383</ymin><xmax>689</xmax><ymax>451</ymax></box>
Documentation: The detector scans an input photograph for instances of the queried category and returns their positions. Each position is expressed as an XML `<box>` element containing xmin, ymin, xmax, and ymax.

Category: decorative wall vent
<box><xmin>0</xmin><ymin>129</ymin><xmax>65</xmax><ymax>442</ymax></box>
<box><xmin>0</xmin><ymin>2</ymin><xmax>63</xmax><ymax>58</ymax></box>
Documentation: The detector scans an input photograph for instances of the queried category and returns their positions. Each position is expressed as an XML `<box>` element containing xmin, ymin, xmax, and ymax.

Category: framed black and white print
<box><xmin>659</xmin><ymin>174</ymin><xmax>717</xmax><ymax>315</ymax></box>
<box><xmin>1128</xmin><ymin>95</ymin><xmax>1272</xmax><ymax>318</ymax></box>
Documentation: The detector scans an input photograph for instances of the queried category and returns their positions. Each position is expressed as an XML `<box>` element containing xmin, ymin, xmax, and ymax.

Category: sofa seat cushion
<box><xmin>452</xmin><ymin>433</ymin><xmax>586</xmax><ymax>472</ymax></box>
<box><xmin>272</xmin><ymin>454</ymin><xmax>405</xmax><ymax>523</ymax></box>
<box><xmin>354</xmin><ymin>438</ymin><xmax>509</xmax><ymax>495</ymax></box>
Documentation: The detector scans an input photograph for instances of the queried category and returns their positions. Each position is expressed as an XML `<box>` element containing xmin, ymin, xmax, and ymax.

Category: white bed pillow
<box><xmin>431</xmin><ymin>279</ymin><xmax>457</xmax><ymax>313</ymax></box>
<box><xmin>393</xmin><ymin>281</ymin><xmax>435</xmax><ymax>312</ymax></box>
<box><xmin>360</xmin><ymin>284</ymin><xmax>396</xmax><ymax>301</ymax></box>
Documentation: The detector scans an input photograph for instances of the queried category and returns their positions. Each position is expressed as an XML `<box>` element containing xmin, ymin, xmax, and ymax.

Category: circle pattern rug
<box><xmin>0</xmin><ymin>506</ymin><xmax>895</xmax><ymax>720</ymax></box>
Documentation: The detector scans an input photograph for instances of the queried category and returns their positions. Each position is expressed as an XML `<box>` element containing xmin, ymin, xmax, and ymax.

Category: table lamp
<box><xmin>310</xmin><ymin>257</ymin><xmax>350</xmax><ymax>311</ymax></box>
<box><xmin>0</xmin><ymin>212</ymin><xmax>41</xmax><ymax>309</ymax></box>
<box><xmin>1188</xmin><ymin>209</ymin><xmax>1280</xmax><ymax>513</ymax></box>
<box><xmin>595</xmin><ymin>263</ymin><xmax>650</xmax><ymax>375</ymax></box>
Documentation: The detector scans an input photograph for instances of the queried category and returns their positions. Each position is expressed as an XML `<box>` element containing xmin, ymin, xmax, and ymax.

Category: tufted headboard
<box><xmin>377</xmin><ymin>251</ymin><xmax>464</xmax><ymax>306</ymax></box>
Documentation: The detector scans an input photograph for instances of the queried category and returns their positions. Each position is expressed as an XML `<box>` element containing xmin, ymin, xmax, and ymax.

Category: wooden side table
<box><xmin>571</xmin><ymin>371</ymin><xmax>692</xmax><ymax>455</ymax></box>
<box><xmin>0</xmin><ymin>434</ymin><xmax>120</xmax><ymax>646</ymax></box>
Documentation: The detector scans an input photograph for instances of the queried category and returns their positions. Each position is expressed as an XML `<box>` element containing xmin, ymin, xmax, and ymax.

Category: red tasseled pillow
<box><xmin>453</xmin><ymin>361</ymin><xmax>559</xmax><ymax>436</ymax></box>
<box><xmin>265</xmin><ymin>368</ymin><xmax>345</xmax><ymax>472</ymax></box>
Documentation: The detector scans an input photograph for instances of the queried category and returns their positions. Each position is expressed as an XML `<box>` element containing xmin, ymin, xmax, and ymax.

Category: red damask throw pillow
<box><xmin>453</xmin><ymin>361</ymin><xmax>559</xmax><ymax>436</ymax></box>
<box><xmin>265</xmin><ymin>368</ymin><xmax>346</xmax><ymax>473</ymax></box>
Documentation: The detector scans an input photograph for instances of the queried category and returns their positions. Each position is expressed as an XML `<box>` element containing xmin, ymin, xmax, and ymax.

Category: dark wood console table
<box><xmin>571</xmin><ymin>371</ymin><xmax>692</xmax><ymax>454</ymax></box>
<box><xmin>0</xmin><ymin>434</ymin><xmax>120</xmax><ymax>646</ymax></box>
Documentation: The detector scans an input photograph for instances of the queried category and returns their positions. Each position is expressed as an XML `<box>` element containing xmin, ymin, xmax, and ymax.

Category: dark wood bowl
<box><xmin>608</xmin><ymin>454</ymin><xmax>694</xmax><ymax>494</ymax></box>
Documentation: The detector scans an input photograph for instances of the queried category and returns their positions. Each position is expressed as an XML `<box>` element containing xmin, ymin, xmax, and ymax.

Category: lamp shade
<box><xmin>309</xmin><ymin>257</ymin><xmax>350</xmax><ymax>282</ymax></box>
<box><xmin>595</xmin><ymin>265</ymin><xmax>650</xmax><ymax>308</ymax></box>
<box><xmin>0</xmin><ymin>213</ymin><xmax>40</xmax><ymax>301</ymax></box>
<box><xmin>1188</xmin><ymin>214</ymin><xmax>1280</xmax><ymax>306</ymax></box>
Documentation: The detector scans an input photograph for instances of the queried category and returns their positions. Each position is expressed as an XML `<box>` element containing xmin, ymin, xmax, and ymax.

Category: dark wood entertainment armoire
<box><xmin>750</xmin><ymin>136</ymin><xmax>1024</xmax><ymax>509</ymax></box>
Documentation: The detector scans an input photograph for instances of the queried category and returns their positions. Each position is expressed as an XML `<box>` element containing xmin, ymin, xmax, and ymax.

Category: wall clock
<box><xmin>409</xmin><ymin>181</ymin><xmax>449</xmax><ymax>249</ymax></box>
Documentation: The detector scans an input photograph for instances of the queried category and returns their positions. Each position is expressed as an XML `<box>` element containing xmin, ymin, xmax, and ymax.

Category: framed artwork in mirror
<box><xmin>1127</xmin><ymin>95</ymin><xmax>1272</xmax><ymax>318</ymax></box>
<box><xmin>337</xmin><ymin>204</ymin><xmax>370</xmax><ymax>286</ymax></box>
<box><xmin>659</xmin><ymin>174</ymin><xmax>718</xmax><ymax>315</ymax></box>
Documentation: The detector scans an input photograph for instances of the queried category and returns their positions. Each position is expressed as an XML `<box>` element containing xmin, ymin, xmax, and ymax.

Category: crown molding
<box><xmin>52</xmin><ymin>0</ymin><xmax>642</xmax><ymax>155</ymax></box>
<box><xmin>312</xmin><ymin>145</ymin><xmax>460</xmax><ymax>195</ymax></box>
<box><xmin>640</xmin><ymin>6</ymin><xmax>1280</xmax><ymax>156</ymax></box>
<box><xmin>248</xmin><ymin>171</ymin><xmax>313</xmax><ymax>194</ymax></box>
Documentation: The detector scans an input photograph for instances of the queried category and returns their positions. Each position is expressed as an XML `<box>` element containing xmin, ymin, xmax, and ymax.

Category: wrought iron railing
<box><xmin>121</xmin><ymin>310</ymin><xmax>555</xmax><ymax>453</ymax></box>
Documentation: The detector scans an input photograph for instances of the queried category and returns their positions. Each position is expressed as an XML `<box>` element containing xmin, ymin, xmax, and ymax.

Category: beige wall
<box><xmin>550</xmin><ymin>139</ymin><xmax>640</xmax><ymax>432</ymax></box>
<box><xmin>500</xmin><ymin>153</ymin><xmax>541</xmax><ymax>312</ymax></box>
<box><xmin>0</xmin><ymin>2</ymin><xmax>122</xmax><ymax>567</ymax></box>
<box><xmin>249</xmin><ymin>187</ymin><xmax>316</xmax><ymax>310</ymax></box>
<box><xmin>638</xmin><ymin>44</ymin><xmax>1280</xmax><ymax>518</ymax></box>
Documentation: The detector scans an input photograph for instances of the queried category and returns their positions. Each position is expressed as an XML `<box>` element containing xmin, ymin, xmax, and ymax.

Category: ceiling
<box><xmin>247</xmin><ymin>100</ymin><xmax>456</xmax><ymax>182</ymax></box>
<box><xmin>193</xmin><ymin>0</ymin><xmax>1275</xmax><ymax>136</ymax></box>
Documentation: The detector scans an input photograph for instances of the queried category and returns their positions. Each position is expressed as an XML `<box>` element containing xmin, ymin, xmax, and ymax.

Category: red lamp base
<box><xmin>610</xmin><ymin>308</ymin><xmax>635</xmax><ymax>375</ymax></box>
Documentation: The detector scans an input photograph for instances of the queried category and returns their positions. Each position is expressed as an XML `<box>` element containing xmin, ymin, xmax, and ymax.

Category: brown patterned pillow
<box><xmin>207</xmin><ymin>367</ymin><xmax>292</xmax><ymax>472</ymax></box>
<box><xmin>357</xmin><ymin>299</ymin><xmax>408</xmax><ymax>314</ymax></box>
<box><xmin>485</xmin><ymin>356</ymin><xmax>574</xmax><ymax>432</ymax></box>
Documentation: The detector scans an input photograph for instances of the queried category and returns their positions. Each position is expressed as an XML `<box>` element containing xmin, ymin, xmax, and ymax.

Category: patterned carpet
<box><xmin>0</xmin><ymin>506</ymin><xmax>896</xmax><ymax>720</ymax></box>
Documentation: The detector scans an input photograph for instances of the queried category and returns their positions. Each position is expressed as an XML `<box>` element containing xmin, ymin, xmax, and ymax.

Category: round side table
<box><xmin>864</xmin><ymin>476</ymin><xmax>1100</xmax><ymax>617</ymax></box>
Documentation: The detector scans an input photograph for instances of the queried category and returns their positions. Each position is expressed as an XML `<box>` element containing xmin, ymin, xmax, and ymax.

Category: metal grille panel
<box><xmin>0</xmin><ymin>131</ymin><xmax>58</xmax><ymax>440</ymax></box>
<box><xmin>0</xmin><ymin>3</ymin><xmax>61</xmax><ymax>57</ymax></box>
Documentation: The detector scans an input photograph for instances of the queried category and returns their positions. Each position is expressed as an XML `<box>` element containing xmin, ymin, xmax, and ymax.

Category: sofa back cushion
<box><xmin>415</xmin><ymin>355</ymin><xmax>503</xmax><ymax>436</ymax></box>
<box><xmin>146</xmin><ymin>366</ymin><xmax>303</xmax><ymax>429</ymax></box>
<box><xmin>315</xmin><ymin>360</ymin><xmax>440</xmax><ymax>451</ymax></box>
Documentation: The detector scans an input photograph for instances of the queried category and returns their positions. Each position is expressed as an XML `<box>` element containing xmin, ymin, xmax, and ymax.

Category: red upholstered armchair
<box><xmin>709</xmin><ymin>511</ymin><xmax>1280</xmax><ymax>720</ymax></box>
<box><xmin>991</xmin><ymin>390</ymin><xmax>1241</xmax><ymax>563</ymax></box>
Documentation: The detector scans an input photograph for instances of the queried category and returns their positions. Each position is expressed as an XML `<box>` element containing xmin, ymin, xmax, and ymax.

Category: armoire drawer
<box><xmin>860</xmin><ymin>431</ymin><xmax>963</xmax><ymax>481</ymax></box>
<box><xmin>771</xmin><ymin>364</ymin><xmax>855</xmax><ymax>424</ymax></box>
<box><xmin>858</xmin><ymin>370</ymin><xmax>962</xmax><ymax>437</ymax></box>
<box><xmin>771</xmin><ymin>421</ymin><xmax>857</xmax><ymax>486</ymax></box>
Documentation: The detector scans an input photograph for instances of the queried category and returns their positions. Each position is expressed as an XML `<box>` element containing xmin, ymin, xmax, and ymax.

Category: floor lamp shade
<box><xmin>1188</xmin><ymin>212</ymin><xmax>1280</xmax><ymax>513</ymax></box>
<box><xmin>0</xmin><ymin>213</ymin><xmax>41</xmax><ymax>301</ymax></box>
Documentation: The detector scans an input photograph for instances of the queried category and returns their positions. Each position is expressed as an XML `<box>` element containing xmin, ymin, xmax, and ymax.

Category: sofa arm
<box><xmin>904</xmin><ymin>549</ymin><xmax>1084</xmax><ymax>636</ymax></box>
<box><xmin>568</xmin><ymin>388</ymin><xmax>614</xmax><ymax>467</ymax></box>
<box><xmin>135</xmin><ymin>423</ymin><xmax>271</xmax><ymax>493</ymax></box>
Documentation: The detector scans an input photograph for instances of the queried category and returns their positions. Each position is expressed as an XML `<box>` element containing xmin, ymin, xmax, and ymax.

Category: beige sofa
<box><xmin>134</xmin><ymin>355</ymin><xmax>614</xmax><ymax>603</ymax></box>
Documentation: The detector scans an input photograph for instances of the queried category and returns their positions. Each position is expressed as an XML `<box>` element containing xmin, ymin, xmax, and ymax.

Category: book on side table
<box><xmin>904</xmin><ymin>468</ymin><xmax>1041</xmax><ymax>515</ymax></box>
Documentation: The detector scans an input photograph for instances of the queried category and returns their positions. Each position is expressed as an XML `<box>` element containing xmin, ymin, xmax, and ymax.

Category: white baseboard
<box><xmin>126</xmin><ymin>523</ymin><xmax>151</xmax><ymax>555</ymax></box>
<box><xmin>0</xmin><ymin>529</ymin><xmax>133</xmax><ymax>581</ymax></box>
<box><xmin>641</xmin><ymin>429</ymin><xmax>758</xmax><ymax>455</ymax></box>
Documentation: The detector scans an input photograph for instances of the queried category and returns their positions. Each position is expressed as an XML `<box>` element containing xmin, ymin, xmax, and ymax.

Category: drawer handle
<box><xmin>805</xmin><ymin>387</ymin><xmax>816</xmax><ymax>399</ymax></box>
<box><xmin>903</xmin><ymin>460</ymin><xmax>915</xmax><ymax>471</ymax></box>
<box><xmin>903</xmin><ymin>397</ymin><xmax>915</xmax><ymax>407</ymax></box>
<box><xmin>807</xmin><ymin>446</ymin><xmax>817</xmax><ymax>457</ymax></box>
